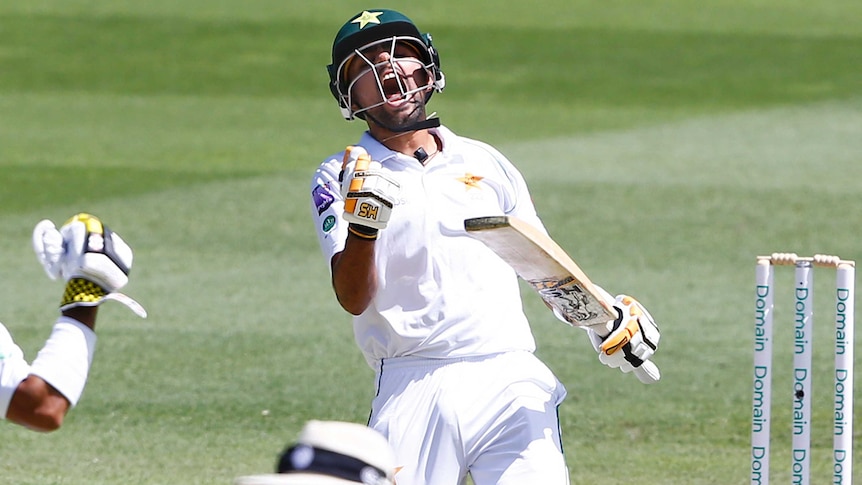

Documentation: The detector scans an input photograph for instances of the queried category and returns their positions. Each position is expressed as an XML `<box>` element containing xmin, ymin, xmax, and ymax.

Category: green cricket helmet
<box><xmin>327</xmin><ymin>9</ymin><xmax>445</xmax><ymax>121</ymax></box>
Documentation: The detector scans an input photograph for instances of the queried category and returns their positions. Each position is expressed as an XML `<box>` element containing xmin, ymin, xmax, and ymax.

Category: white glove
<box><xmin>588</xmin><ymin>294</ymin><xmax>661</xmax><ymax>384</ymax></box>
<box><xmin>339</xmin><ymin>146</ymin><xmax>399</xmax><ymax>235</ymax></box>
<box><xmin>33</xmin><ymin>213</ymin><xmax>147</xmax><ymax>318</ymax></box>
<box><xmin>33</xmin><ymin>219</ymin><xmax>65</xmax><ymax>280</ymax></box>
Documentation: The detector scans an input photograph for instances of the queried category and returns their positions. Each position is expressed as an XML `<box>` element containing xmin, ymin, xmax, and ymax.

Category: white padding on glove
<box><xmin>339</xmin><ymin>146</ymin><xmax>399</xmax><ymax>231</ymax></box>
<box><xmin>33</xmin><ymin>219</ymin><xmax>65</xmax><ymax>280</ymax></box>
<box><xmin>588</xmin><ymin>293</ymin><xmax>661</xmax><ymax>384</ymax></box>
<box><xmin>33</xmin><ymin>214</ymin><xmax>146</xmax><ymax>318</ymax></box>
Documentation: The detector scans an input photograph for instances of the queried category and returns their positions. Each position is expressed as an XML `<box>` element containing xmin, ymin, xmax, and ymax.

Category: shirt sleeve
<box><xmin>0</xmin><ymin>323</ymin><xmax>31</xmax><ymax>419</ymax></box>
<box><xmin>309</xmin><ymin>154</ymin><xmax>349</xmax><ymax>273</ymax></box>
<box><xmin>483</xmin><ymin>143</ymin><xmax>550</xmax><ymax>237</ymax></box>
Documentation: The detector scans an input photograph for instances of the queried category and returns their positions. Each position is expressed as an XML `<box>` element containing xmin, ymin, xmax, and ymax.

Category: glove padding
<box><xmin>33</xmin><ymin>213</ymin><xmax>147</xmax><ymax>318</ymax></box>
<box><xmin>339</xmin><ymin>146</ymin><xmax>400</xmax><ymax>232</ymax></box>
<box><xmin>588</xmin><ymin>294</ymin><xmax>661</xmax><ymax>384</ymax></box>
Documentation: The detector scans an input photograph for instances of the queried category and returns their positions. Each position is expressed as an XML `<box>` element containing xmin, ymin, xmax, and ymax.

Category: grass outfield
<box><xmin>1</xmin><ymin>1</ymin><xmax>861</xmax><ymax>483</ymax></box>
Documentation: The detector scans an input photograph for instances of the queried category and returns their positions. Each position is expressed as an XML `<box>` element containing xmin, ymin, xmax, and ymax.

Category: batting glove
<box><xmin>33</xmin><ymin>213</ymin><xmax>147</xmax><ymax>318</ymax></box>
<box><xmin>339</xmin><ymin>146</ymin><xmax>400</xmax><ymax>238</ymax></box>
<box><xmin>588</xmin><ymin>294</ymin><xmax>661</xmax><ymax>384</ymax></box>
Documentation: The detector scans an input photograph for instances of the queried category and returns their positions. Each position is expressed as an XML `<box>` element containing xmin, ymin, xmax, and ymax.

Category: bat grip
<box><xmin>589</xmin><ymin>319</ymin><xmax>615</xmax><ymax>338</ymax></box>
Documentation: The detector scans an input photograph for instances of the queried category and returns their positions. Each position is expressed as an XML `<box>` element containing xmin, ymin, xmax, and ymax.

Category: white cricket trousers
<box><xmin>369</xmin><ymin>351</ymin><xmax>569</xmax><ymax>485</ymax></box>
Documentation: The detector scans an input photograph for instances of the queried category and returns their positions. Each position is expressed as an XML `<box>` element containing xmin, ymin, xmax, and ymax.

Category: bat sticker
<box><xmin>529</xmin><ymin>276</ymin><xmax>607</xmax><ymax>324</ymax></box>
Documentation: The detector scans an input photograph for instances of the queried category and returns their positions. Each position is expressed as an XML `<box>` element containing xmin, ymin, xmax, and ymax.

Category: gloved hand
<box><xmin>339</xmin><ymin>146</ymin><xmax>400</xmax><ymax>238</ymax></box>
<box><xmin>33</xmin><ymin>213</ymin><xmax>147</xmax><ymax>318</ymax></box>
<box><xmin>588</xmin><ymin>294</ymin><xmax>661</xmax><ymax>384</ymax></box>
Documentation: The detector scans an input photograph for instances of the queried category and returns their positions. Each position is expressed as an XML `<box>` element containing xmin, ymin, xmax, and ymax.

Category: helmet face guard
<box><xmin>335</xmin><ymin>37</ymin><xmax>439</xmax><ymax>121</ymax></box>
<box><xmin>327</xmin><ymin>10</ymin><xmax>445</xmax><ymax>121</ymax></box>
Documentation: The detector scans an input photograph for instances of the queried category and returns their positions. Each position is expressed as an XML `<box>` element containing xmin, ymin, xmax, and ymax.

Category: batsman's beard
<box><xmin>363</xmin><ymin>91</ymin><xmax>439</xmax><ymax>133</ymax></box>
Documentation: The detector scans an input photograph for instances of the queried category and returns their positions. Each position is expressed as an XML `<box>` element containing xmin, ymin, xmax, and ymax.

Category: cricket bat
<box><xmin>464</xmin><ymin>215</ymin><xmax>661</xmax><ymax>383</ymax></box>
<box><xmin>464</xmin><ymin>215</ymin><xmax>615</xmax><ymax>330</ymax></box>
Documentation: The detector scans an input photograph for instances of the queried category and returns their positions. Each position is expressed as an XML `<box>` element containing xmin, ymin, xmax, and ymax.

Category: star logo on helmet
<box><xmin>352</xmin><ymin>10</ymin><xmax>383</xmax><ymax>29</ymax></box>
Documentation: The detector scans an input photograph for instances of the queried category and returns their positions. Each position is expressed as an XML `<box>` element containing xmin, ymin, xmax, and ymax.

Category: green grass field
<box><xmin>1</xmin><ymin>1</ymin><xmax>861</xmax><ymax>483</ymax></box>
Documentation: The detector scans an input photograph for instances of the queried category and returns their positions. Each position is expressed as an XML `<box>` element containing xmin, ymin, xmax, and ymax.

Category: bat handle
<box><xmin>588</xmin><ymin>318</ymin><xmax>615</xmax><ymax>338</ymax></box>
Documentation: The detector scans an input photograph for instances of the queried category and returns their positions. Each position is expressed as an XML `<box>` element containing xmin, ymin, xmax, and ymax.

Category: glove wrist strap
<box><xmin>347</xmin><ymin>223</ymin><xmax>379</xmax><ymax>240</ymax></box>
<box><xmin>60</xmin><ymin>278</ymin><xmax>148</xmax><ymax>318</ymax></box>
<box><xmin>61</xmin><ymin>278</ymin><xmax>107</xmax><ymax>309</ymax></box>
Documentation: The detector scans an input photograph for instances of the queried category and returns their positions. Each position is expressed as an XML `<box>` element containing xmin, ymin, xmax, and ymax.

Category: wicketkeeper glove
<box><xmin>339</xmin><ymin>146</ymin><xmax>400</xmax><ymax>238</ymax></box>
<box><xmin>588</xmin><ymin>294</ymin><xmax>661</xmax><ymax>384</ymax></box>
<box><xmin>33</xmin><ymin>213</ymin><xmax>147</xmax><ymax>318</ymax></box>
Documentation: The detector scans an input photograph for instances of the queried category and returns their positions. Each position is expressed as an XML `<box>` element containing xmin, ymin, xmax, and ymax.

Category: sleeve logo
<box><xmin>322</xmin><ymin>215</ymin><xmax>336</xmax><ymax>233</ymax></box>
<box><xmin>312</xmin><ymin>184</ymin><xmax>336</xmax><ymax>215</ymax></box>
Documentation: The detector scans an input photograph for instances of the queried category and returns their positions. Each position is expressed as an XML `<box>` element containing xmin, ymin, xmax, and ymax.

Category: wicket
<box><xmin>751</xmin><ymin>253</ymin><xmax>855</xmax><ymax>485</ymax></box>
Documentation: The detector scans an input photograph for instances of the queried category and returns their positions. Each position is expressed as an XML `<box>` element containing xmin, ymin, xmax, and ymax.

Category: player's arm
<box><xmin>7</xmin><ymin>377</ymin><xmax>71</xmax><ymax>432</ymax></box>
<box><xmin>5</xmin><ymin>214</ymin><xmax>143</xmax><ymax>432</ymax></box>
<box><xmin>331</xmin><ymin>146</ymin><xmax>399</xmax><ymax>315</ymax></box>
<box><xmin>5</xmin><ymin>307</ymin><xmax>98</xmax><ymax>432</ymax></box>
<box><xmin>331</xmin><ymin>240</ymin><xmax>377</xmax><ymax>315</ymax></box>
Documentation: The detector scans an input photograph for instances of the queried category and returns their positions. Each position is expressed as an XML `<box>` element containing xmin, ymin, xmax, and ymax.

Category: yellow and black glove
<box><xmin>33</xmin><ymin>213</ymin><xmax>146</xmax><ymax>318</ymax></box>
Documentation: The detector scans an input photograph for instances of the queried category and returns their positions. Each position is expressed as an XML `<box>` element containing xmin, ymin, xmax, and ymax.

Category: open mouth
<box><xmin>381</xmin><ymin>72</ymin><xmax>407</xmax><ymax>104</ymax></box>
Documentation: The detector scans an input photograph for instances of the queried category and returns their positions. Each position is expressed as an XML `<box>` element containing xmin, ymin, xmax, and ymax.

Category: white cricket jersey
<box><xmin>310</xmin><ymin>125</ymin><xmax>548</xmax><ymax>369</ymax></box>
<box><xmin>0</xmin><ymin>322</ymin><xmax>31</xmax><ymax>419</ymax></box>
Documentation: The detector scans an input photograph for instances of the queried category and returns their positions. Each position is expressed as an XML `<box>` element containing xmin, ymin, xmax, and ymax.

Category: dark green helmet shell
<box><xmin>327</xmin><ymin>9</ymin><xmax>444</xmax><ymax>120</ymax></box>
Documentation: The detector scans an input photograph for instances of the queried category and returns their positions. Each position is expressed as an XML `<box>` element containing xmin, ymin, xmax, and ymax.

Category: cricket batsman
<box><xmin>308</xmin><ymin>9</ymin><xmax>661</xmax><ymax>484</ymax></box>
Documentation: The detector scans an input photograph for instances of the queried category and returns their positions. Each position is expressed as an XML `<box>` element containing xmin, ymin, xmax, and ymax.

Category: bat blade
<box><xmin>465</xmin><ymin>215</ymin><xmax>662</xmax><ymax>384</ymax></box>
<box><xmin>464</xmin><ymin>216</ymin><xmax>615</xmax><ymax>329</ymax></box>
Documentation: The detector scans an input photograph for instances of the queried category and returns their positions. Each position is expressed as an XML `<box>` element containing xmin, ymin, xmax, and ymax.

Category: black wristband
<box><xmin>348</xmin><ymin>223</ymin><xmax>379</xmax><ymax>240</ymax></box>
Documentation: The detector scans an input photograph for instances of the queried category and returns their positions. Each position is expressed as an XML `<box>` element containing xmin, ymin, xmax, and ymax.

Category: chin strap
<box><xmin>365</xmin><ymin>111</ymin><xmax>441</xmax><ymax>133</ymax></box>
<box><xmin>391</xmin><ymin>116</ymin><xmax>441</xmax><ymax>132</ymax></box>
